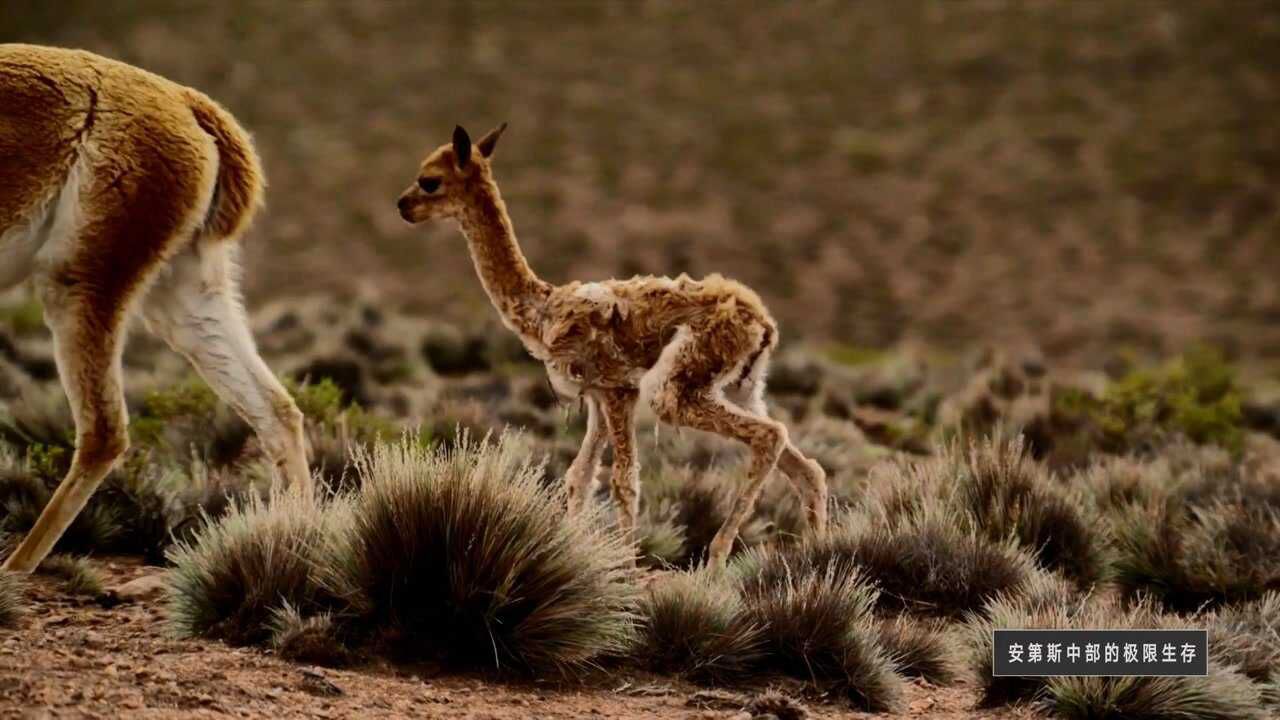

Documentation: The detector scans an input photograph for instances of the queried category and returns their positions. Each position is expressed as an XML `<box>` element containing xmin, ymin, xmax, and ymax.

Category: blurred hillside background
<box><xmin>6</xmin><ymin>0</ymin><xmax>1279</xmax><ymax>366</ymax></box>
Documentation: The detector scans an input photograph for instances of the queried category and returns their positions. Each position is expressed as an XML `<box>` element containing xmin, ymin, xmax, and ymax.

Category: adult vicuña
<box><xmin>396</xmin><ymin>124</ymin><xmax>829</xmax><ymax>568</ymax></box>
<box><xmin>0</xmin><ymin>44</ymin><xmax>310</xmax><ymax>573</ymax></box>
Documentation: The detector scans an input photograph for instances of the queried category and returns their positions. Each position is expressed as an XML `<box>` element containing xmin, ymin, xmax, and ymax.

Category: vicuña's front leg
<box><xmin>565</xmin><ymin>395</ymin><xmax>607</xmax><ymax>515</ymax></box>
<box><xmin>601</xmin><ymin>389</ymin><xmax>641</xmax><ymax>546</ymax></box>
<box><xmin>4</xmin><ymin>281</ymin><xmax>133</xmax><ymax>572</ymax></box>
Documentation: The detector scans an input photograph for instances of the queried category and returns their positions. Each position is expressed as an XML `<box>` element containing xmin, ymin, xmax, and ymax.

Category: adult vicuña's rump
<box><xmin>0</xmin><ymin>44</ymin><xmax>311</xmax><ymax>573</ymax></box>
<box><xmin>397</xmin><ymin>124</ymin><xmax>829</xmax><ymax>569</ymax></box>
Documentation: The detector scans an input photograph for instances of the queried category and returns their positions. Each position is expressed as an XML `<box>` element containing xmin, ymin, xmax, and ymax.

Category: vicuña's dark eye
<box><xmin>418</xmin><ymin>177</ymin><xmax>441</xmax><ymax>193</ymax></box>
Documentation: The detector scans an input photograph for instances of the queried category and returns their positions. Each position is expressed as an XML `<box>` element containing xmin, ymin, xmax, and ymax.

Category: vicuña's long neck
<box><xmin>457</xmin><ymin>176</ymin><xmax>549</xmax><ymax>337</ymax></box>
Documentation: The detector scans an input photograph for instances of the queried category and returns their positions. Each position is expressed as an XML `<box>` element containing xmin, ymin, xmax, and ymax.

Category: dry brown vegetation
<box><xmin>6</xmin><ymin>0</ymin><xmax>1279</xmax><ymax>363</ymax></box>
<box><xmin>3</xmin><ymin>2</ymin><xmax>1280</xmax><ymax>718</ymax></box>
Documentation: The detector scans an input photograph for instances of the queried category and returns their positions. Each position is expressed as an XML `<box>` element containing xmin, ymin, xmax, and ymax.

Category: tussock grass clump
<box><xmin>735</xmin><ymin>547</ymin><xmax>906</xmax><ymax>712</ymax></box>
<box><xmin>1209</xmin><ymin>602</ymin><xmax>1280</xmax><ymax>708</ymax></box>
<box><xmin>1207</xmin><ymin>592</ymin><xmax>1280</xmax><ymax>704</ymax></box>
<box><xmin>968</xmin><ymin>595</ymin><xmax>1267</xmax><ymax>718</ymax></box>
<box><xmin>961</xmin><ymin>436</ymin><xmax>1105</xmax><ymax>585</ymax></box>
<box><xmin>39</xmin><ymin>554</ymin><xmax>105</xmax><ymax>597</ymax></box>
<box><xmin>325</xmin><ymin>433</ymin><xmax>638</xmax><ymax>674</ymax></box>
<box><xmin>268</xmin><ymin>602</ymin><xmax>353</xmax><ymax>667</ymax></box>
<box><xmin>167</xmin><ymin>489</ymin><xmax>341</xmax><ymax>645</ymax></box>
<box><xmin>836</xmin><ymin>503</ymin><xmax>1037</xmax><ymax>617</ymax></box>
<box><xmin>633</xmin><ymin>569</ymin><xmax>763</xmax><ymax>682</ymax></box>
<box><xmin>0</xmin><ymin>568</ymin><xmax>24</xmax><ymax>627</ymax></box>
<box><xmin>1078</xmin><ymin>441</ymin><xmax>1280</xmax><ymax>611</ymax></box>
<box><xmin>874</xmin><ymin>616</ymin><xmax>960</xmax><ymax>684</ymax></box>
<box><xmin>1111</xmin><ymin>495</ymin><xmax>1280</xmax><ymax>612</ymax></box>
<box><xmin>866</xmin><ymin>435</ymin><xmax>1106</xmax><ymax>587</ymax></box>
<box><xmin>1046</xmin><ymin>672</ymin><xmax>1264</xmax><ymax>720</ymax></box>
<box><xmin>966</xmin><ymin>592</ymin><xmax>1091</xmax><ymax>707</ymax></box>
<box><xmin>0</xmin><ymin>446</ymin><xmax>121</xmax><ymax>556</ymax></box>
<box><xmin>636</xmin><ymin>500</ymin><xmax>687</xmax><ymax>568</ymax></box>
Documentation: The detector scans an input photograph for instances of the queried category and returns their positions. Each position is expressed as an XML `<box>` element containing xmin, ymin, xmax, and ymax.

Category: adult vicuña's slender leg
<box><xmin>2</xmin><ymin>281</ymin><xmax>132</xmax><ymax>572</ymax></box>
<box><xmin>142</xmin><ymin>243</ymin><xmax>311</xmax><ymax>496</ymax></box>
<box><xmin>565</xmin><ymin>395</ymin><xmax>607</xmax><ymax>515</ymax></box>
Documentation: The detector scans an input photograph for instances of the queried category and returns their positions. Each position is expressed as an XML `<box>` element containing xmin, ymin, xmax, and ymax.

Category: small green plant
<box><xmin>139</xmin><ymin>377</ymin><xmax>219</xmax><ymax>421</ymax></box>
<box><xmin>1098</xmin><ymin>348</ymin><xmax>1244</xmax><ymax>453</ymax></box>
<box><xmin>824</xmin><ymin>343</ymin><xmax>886</xmax><ymax>367</ymax></box>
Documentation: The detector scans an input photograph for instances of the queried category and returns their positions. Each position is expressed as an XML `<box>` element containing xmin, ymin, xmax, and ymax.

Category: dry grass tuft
<box><xmin>736</xmin><ymin>547</ymin><xmax>905</xmax><ymax>712</ymax></box>
<box><xmin>1111</xmin><ymin>493</ymin><xmax>1280</xmax><ymax>612</ymax></box>
<box><xmin>632</xmin><ymin>569</ymin><xmax>763</xmax><ymax>682</ymax></box>
<box><xmin>38</xmin><ymin>554</ymin><xmax>105</xmax><ymax>597</ymax></box>
<box><xmin>268</xmin><ymin>602</ymin><xmax>354</xmax><ymax>667</ymax></box>
<box><xmin>324</xmin><ymin>432</ymin><xmax>638</xmax><ymax>674</ymax></box>
<box><xmin>834</xmin><ymin>502</ymin><xmax>1037</xmax><ymax>617</ymax></box>
<box><xmin>0</xmin><ymin>568</ymin><xmax>24</xmax><ymax>627</ymax></box>
<box><xmin>166</xmin><ymin>489</ymin><xmax>341</xmax><ymax>645</ymax></box>
<box><xmin>874</xmin><ymin>616</ymin><xmax>961</xmax><ymax>684</ymax></box>
<box><xmin>967</xmin><ymin>594</ymin><xmax>1268</xmax><ymax>717</ymax></box>
<box><xmin>1209</xmin><ymin>592</ymin><xmax>1280</xmax><ymax>706</ymax></box>
<box><xmin>743</xmin><ymin>689</ymin><xmax>809</xmax><ymax>720</ymax></box>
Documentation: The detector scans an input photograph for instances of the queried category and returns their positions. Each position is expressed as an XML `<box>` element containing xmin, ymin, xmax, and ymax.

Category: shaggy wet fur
<box><xmin>397</xmin><ymin>124</ymin><xmax>829</xmax><ymax>567</ymax></box>
<box><xmin>0</xmin><ymin>44</ymin><xmax>309</xmax><ymax>573</ymax></box>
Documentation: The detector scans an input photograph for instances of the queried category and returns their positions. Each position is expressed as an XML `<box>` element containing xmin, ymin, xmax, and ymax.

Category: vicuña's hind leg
<box><xmin>728</xmin><ymin>383</ymin><xmax>829</xmax><ymax>538</ymax></box>
<box><xmin>649</xmin><ymin>328</ymin><xmax>788</xmax><ymax>570</ymax></box>
<box><xmin>2</xmin><ymin>281</ymin><xmax>132</xmax><ymax>572</ymax></box>
<box><xmin>776</xmin><ymin>443</ymin><xmax>828</xmax><ymax>537</ymax></box>
<box><xmin>565</xmin><ymin>395</ymin><xmax>607</xmax><ymax>515</ymax></box>
<box><xmin>142</xmin><ymin>243</ymin><xmax>311</xmax><ymax>497</ymax></box>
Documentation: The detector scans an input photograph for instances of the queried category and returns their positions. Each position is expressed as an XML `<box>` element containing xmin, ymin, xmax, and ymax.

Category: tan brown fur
<box><xmin>0</xmin><ymin>45</ymin><xmax>308</xmax><ymax>574</ymax></box>
<box><xmin>398</xmin><ymin>125</ymin><xmax>829</xmax><ymax>569</ymax></box>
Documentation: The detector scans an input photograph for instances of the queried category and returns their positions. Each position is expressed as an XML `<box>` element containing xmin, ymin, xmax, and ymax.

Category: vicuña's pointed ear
<box><xmin>477</xmin><ymin>122</ymin><xmax>508</xmax><ymax>159</ymax></box>
<box><xmin>453</xmin><ymin>125</ymin><xmax>472</xmax><ymax>168</ymax></box>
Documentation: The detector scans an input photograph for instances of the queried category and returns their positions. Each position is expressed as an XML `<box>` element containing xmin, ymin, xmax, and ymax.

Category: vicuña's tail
<box><xmin>186</xmin><ymin>91</ymin><xmax>264</xmax><ymax>241</ymax></box>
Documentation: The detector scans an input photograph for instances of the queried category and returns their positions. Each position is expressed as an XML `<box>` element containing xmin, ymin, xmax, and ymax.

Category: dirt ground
<box><xmin>0</xmin><ymin>558</ymin><xmax>1037</xmax><ymax>720</ymax></box>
